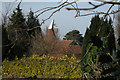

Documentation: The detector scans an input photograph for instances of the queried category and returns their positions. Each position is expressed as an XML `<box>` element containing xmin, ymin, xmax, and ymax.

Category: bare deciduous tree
<box><xmin>2</xmin><ymin>2</ymin><xmax>16</xmax><ymax>27</ymax></box>
<box><xmin>29</xmin><ymin>27</ymin><xmax>60</xmax><ymax>57</ymax></box>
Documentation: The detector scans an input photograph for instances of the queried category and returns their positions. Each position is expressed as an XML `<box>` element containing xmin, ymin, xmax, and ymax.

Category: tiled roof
<box><xmin>57</xmin><ymin>40</ymin><xmax>73</xmax><ymax>47</ymax></box>
<box><xmin>55</xmin><ymin>40</ymin><xmax>82</xmax><ymax>54</ymax></box>
<box><xmin>45</xmin><ymin>20</ymin><xmax>82</xmax><ymax>55</ymax></box>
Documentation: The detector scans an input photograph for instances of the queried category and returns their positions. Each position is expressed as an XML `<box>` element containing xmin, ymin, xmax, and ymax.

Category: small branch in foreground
<box><xmin>74</xmin><ymin>10</ymin><xmax>120</xmax><ymax>17</ymax></box>
<box><xmin>66</xmin><ymin>2</ymin><xmax>106</xmax><ymax>11</ymax></box>
<box><xmin>95</xmin><ymin>0</ymin><xmax>120</xmax><ymax>5</ymax></box>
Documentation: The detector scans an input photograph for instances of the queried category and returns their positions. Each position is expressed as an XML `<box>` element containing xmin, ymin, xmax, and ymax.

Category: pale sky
<box><xmin>1</xmin><ymin>1</ymin><xmax>118</xmax><ymax>39</ymax></box>
<box><xmin>2</xmin><ymin>0</ymin><xmax>95</xmax><ymax>2</ymax></box>
<box><xmin>2</xmin><ymin>0</ymin><xmax>119</xmax><ymax>2</ymax></box>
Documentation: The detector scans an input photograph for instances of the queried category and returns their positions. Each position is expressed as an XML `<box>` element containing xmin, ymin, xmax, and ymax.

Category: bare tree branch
<box><xmin>66</xmin><ymin>1</ymin><xmax>120</xmax><ymax>17</ymax></box>
<box><xmin>95</xmin><ymin>0</ymin><xmax>120</xmax><ymax>5</ymax></box>
<box><xmin>78</xmin><ymin>10</ymin><xmax>120</xmax><ymax>16</ymax></box>
<box><xmin>97</xmin><ymin>3</ymin><xmax>114</xmax><ymax>36</ymax></box>
<box><xmin>66</xmin><ymin>2</ymin><xmax>106</xmax><ymax>11</ymax></box>
<box><xmin>35</xmin><ymin>0</ymin><xmax>69</xmax><ymax>18</ymax></box>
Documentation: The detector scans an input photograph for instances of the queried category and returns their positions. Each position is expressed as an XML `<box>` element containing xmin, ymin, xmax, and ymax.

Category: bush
<box><xmin>2</xmin><ymin>54</ymin><xmax>82</xmax><ymax>78</ymax></box>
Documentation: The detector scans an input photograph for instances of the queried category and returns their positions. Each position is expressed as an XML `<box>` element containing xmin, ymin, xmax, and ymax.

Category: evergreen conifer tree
<box><xmin>81</xmin><ymin>15</ymin><xmax>116</xmax><ymax>78</ymax></box>
<box><xmin>89</xmin><ymin>15</ymin><xmax>101</xmax><ymax>36</ymax></box>
<box><xmin>9</xmin><ymin>5</ymin><xmax>26</xmax><ymax>29</ymax></box>
<box><xmin>2</xmin><ymin>25</ymin><xmax>11</xmax><ymax>60</ymax></box>
<box><xmin>26</xmin><ymin>9</ymin><xmax>41</xmax><ymax>38</ymax></box>
<box><xmin>7</xmin><ymin>4</ymin><xmax>29</xmax><ymax>60</ymax></box>
<box><xmin>81</xmin><ymin>28</ymin><xmax>90</xmax><ymax>58</ymax></box>
<box><xmin>107</xmin><ymin>18</ymin><xmax>116</xmax><ymax>54</ymax></box>
<box><xmin>81</xmin><ymin>15</ymin><xmax>102</xmax><ymax>60</ymax></box>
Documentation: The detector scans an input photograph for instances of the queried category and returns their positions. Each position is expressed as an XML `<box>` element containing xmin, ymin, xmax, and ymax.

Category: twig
<box><xmin>66</xmin><ymin>2</ymin><xmax>106</xmax><ymax>11</ymax></box>
<box><xmin>95</xmin><ymin>0</ymin><xmax>120</xmax><ymax>5</ymax></box>
<box><xmin>97</xmin><ymin>4</ymin><xmax>114</xmax><ymax>36</ymax></box>
<box><xmin>35</xmin><ymin>0</ymin><xmax>69</xmax><ymax>18</ymax></box>
<box><xmin>43</xmin><ymin>60</ymin><xmax>48</xmax><ymax>78</ymax></box>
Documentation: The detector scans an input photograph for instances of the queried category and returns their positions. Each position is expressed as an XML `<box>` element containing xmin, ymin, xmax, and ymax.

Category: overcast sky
<box><xmin>2</xmin><ymin>1</ymin><xmax>118</xmax><ymax>39</ymax></box>
<box><xmin>2</xmin><ymin>0</ymin><xmax>94</xmax><ymax>2</ymax></box>
<box><xmin>2</xmin><ymin>0</ymin><xmax>119</xmax><ymax>2</ymax></box>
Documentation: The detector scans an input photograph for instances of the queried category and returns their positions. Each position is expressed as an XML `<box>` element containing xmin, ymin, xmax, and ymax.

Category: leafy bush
<box><xmin>2</xmin><ymin>54</ymin><xmax>82</xmax><ymax>78</ymax></box>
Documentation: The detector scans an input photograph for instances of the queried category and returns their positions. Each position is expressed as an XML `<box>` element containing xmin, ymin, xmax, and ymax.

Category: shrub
<box><xmin>2</xmin><ymin>54</ymin><xmax>82</xmax><ymax>78</ymax></box>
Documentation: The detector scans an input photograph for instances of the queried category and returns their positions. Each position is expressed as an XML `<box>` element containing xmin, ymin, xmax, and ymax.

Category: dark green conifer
<box><xmin>26</xmin><ymin>9</ymin><xmax>41</xmax><ymax>37</ymax></box>
<box><xmin>2</xmin><ymin>25</ymin><xmax>11</xmax><ymax>61</ymax></box>
<box><xmin>81</xmin><ymin>15</ymin><xmax>116</xmax><ymax>78</ymax></box>
<box><xmin>7</xmin><ymin>4</ymin><xmax>29</xmax><ymax>60</ymax></box>
<box><xmin>9</xmin><ymin>5</ymin><xmax>26</xmax><ymax>29</ymax></box>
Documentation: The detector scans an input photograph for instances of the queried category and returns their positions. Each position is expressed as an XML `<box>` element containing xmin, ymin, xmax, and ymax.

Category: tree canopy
<box><xmin>63</xmin><ymin>30</ymin><xmax>83</xmax><ymax>45</ymax></box>
<box><xmin>81</xmin><ymin>15</ymin><xmax>116</xmax><ymax>78</ymax></box>
<box><xmin>2</xmin><ymin>4</ymin><xmax>42</xmax><ymax>60</ymax></box>
<box><xmin>26</xmin><ymin>9</ymin><xmax>41</xmax><ymax>38</ymax></box>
